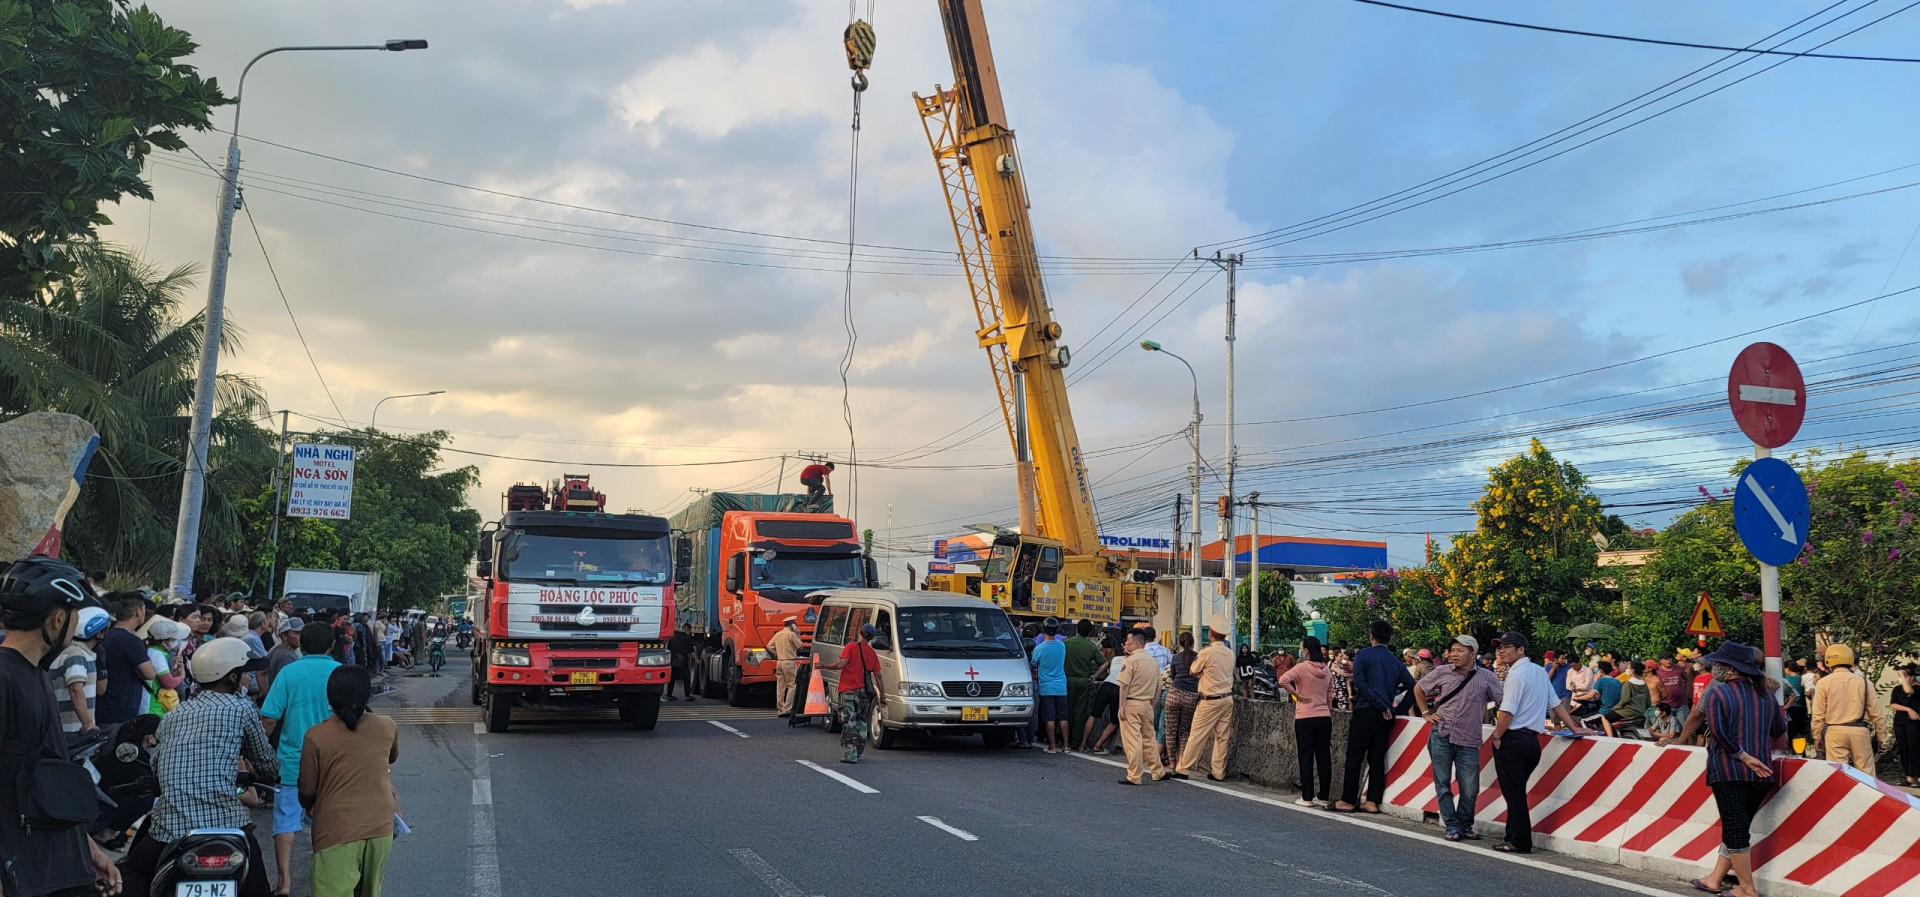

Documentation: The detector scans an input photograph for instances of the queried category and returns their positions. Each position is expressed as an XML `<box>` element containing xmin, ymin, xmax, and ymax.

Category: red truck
<box><xmin>471</xmin><ymin>477</ymin><xmax>677</xmax><ymax>732</ymax></box>
<box><xmin>670</xmin><ymin>492</ymin><xmax>872</xmax><ymax>706</ymax></box>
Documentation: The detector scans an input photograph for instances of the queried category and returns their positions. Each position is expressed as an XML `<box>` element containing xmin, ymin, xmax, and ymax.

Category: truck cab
<box><xmin>471</xmin><ymin>509</ymin><xmax>677</xmax><ymax>733</ymax></box>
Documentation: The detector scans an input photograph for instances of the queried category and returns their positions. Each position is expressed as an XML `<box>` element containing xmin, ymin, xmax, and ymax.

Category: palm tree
<box><xmin>1</xmin><ymin>243</ymin><xmax>271</xmax><ymax>583</ymax></box>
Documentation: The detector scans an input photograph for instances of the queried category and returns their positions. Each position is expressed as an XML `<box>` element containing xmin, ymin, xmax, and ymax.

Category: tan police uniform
<box><xmin>768</xmin><ymin>621</ymin><xmax>805</xmax><ymax>715</ymax></box>
<box><xmin>1118</xmin><ymin>645</ymin><xmax>1169</xmax><ymax>784</ymax></box>
<box><xmin>1811</xmin><ymin>664</ymin><xmax>1887</xmax><ymax>772</ymax></box>
<box><xmin>1177</xmin><ymin>616</ymin><xmax>1236</xmax><ymax>779</ymax></box>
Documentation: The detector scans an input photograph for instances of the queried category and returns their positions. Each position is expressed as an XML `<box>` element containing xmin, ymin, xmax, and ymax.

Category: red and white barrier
<box><xmin>1375</xmin><ymin>718</ymin><xmax>1920</xmax><ymax>896</ymax></box>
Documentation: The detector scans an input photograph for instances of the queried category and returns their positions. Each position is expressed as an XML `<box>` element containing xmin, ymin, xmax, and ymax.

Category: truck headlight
<box><xmin>1003</xmin><ymin>681</ymin><xmax>1032</xmax><ymax>697</ymax></box>
<box><xmin>489</xmin><ymin>647</ymin><xmax>531</xmax><ymax>667</ymax></box>
<box><xmin>902</xmin><ymin>681</ymin><xmax>944</xmax><ymax>698</ymax></box>
<box><xmin>746</xmin><ymin>649</ymin><xmax>770</xmax><ymax>665</ymax></box>
<box><xmin>635</xmin><ymin>650</ymin><xmax>672</xmax><ymax>667</ymax></box>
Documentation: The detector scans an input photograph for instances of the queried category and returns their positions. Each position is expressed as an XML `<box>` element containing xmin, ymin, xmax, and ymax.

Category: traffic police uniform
<box><xmin>1176</xmin><ymin>615</ymin><xmax>1236</xmax><ymax>780</ymax></box>
<box><xmin>1117</xmin><ymin>639</ymin><xmax>1170</xmax><ymax>784</ymax></box>
<box><xmin>768</xmin><ymin>618</ymin><xmax>805</xmax><ymax>716</ymax></box>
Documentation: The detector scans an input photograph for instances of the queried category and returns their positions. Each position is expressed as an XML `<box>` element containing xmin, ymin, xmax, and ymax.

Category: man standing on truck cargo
<box><xmin>816</xmin><ymin>623</ymin><xmax>883</xmax><ymax>764</ymax></box>
<box><xmin>798</xmin><ymin>461</ymin><xmax>834</xmax><ymax>500</ymax></box>
<box><xmin>769</xmin><ymin>616</ymin><xmax>804</xmax><ymax>717</ymax></box>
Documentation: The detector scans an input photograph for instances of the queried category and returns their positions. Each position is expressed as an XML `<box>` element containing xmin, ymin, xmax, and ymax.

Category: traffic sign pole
<box><xmin>1756</xmin><ymin>445</ymin><xmax>1783</xmax><ymax>685</ymax></box>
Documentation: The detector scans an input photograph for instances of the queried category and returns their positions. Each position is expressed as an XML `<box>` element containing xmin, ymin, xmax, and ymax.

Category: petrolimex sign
<box><xmin>288</xmin><ymin>443</ymin><xmax>355</xmax><ymax>520</ymax></box>
<box><xmin>1098</xmin><ymin>535</ymin><xmax>1172</xmax><ymax>550</ymax></box>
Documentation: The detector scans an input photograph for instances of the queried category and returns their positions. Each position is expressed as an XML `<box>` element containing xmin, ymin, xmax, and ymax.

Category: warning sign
<box><xmin>1686</xmin><ymin>591</ymin><xmax>1725</xmax><ymax>637</ymax></box>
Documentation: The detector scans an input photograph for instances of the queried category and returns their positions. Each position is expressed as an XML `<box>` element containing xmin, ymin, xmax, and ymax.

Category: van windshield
<box><xmin>894</xmin><ymin>606</ymin><xmax>1023</xmax><ymax>659</ymax></box>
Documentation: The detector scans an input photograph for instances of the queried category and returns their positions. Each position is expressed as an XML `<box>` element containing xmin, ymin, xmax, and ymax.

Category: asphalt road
<box><xmin>275</xmin><ymin>654</ymin><xmax>1696</xmax><ymax>897</ymax></box>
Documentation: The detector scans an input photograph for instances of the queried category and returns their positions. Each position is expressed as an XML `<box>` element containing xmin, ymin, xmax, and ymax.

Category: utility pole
<box><xmin>1248</xmin><ymin>491</ymin><xmax>1260</xmax><ymax>653</ymax></box>
<box><xmin>1204</xmin><ymin>250</ymin><xmax>1242</xmax><ymax>644</ymax></box>
<box><xmin>1171</xmin><ymin>493</ymin><xmax>1184</xmax><ymax>636</ymax></box>
<box><xmin>265</xmin><ymin>410</ymin><xmax>290</xmax><ymax>603</ymax></box>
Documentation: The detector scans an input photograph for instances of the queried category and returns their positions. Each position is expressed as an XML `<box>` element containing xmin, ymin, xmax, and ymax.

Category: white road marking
<box><xmin>709</xmin><ymin>720</ymin><xmax>751</xmax><ymax>738</ymax></box>
<box><xmin>917</xmin><ymin>815</ymin><xmax>979</xmax><ymax>841</ymax></box>
<box><xmin>469</xmin><ymin>742</ymin><xmax>503</xmax><ymax>897</ymax></box>
<box><xmin>1066</xmin><ymin>752</ymin><xmax>1675</xmax><ymax>897</ymax></box>
<box><xmin>796</xmin><ymin>759</ymin><xmax>879</xmax><ymax>793</ymax></box>
<box><xmin>473</xmin><ymin>722</ymin><xmax>486</xmax><ymax>735</ymax></box>
<box><xmin>1737</xmin><ymin>384</ymin><xmax>1796</xmax><ymax>405</ymax></box>
<box><xmin>471</xmin><ymin>778</ymin><xmax>492</xmax><ymax>805</ymax></box>
<box><xmin>1191</xmin><ymin>833</ymin><xmax>1394</xmax><ymax>895</ymax></box>
<box><xmin>728</xmin><ymin>848</ymin><xmax>823</xmax><ymax>897</ymax></box>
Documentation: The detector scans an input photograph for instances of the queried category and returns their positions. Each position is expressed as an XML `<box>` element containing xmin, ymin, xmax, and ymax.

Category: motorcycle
<box><xmin>455</xmin><ymin>628</ymin><xmax>472</xmax><ymax>650</ymax></box>
<box><xmin>428</xmin><ymin>637</ymin><xmax>447</xmax><ymax>676</ymax></box>
<box><xmin>135</xmin><ymin>771</ymin><xmax>274</xmax><ymax>897</ymax></box>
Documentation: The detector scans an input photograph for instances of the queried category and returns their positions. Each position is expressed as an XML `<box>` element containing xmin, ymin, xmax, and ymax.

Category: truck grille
<box><xmin>942</xmin><ymin>681</ymin><xmax>1003</xmax><ymax>699</ymax></box>
<box><xmin>549</xmin><ymin>657</ymin><xmax>618</xmax><ymax>668</ymax></box>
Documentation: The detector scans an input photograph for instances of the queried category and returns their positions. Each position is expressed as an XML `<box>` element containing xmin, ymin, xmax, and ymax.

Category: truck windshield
<box><xmin>750</xmin><ymin>553</ymin><xmax>865</xmax><ymax>599</ymax></box>
<box><xmin>501</xmin><ymin>532</ymin><xmax>672</xmax><ymax>585</ymax></box>
<box><xmin>894</xmin><ymin>606</ymin><xmax>1023</xmax><ymax>658</ymax></box>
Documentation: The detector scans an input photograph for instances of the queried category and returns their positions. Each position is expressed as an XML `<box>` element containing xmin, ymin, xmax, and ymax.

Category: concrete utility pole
<box><xmin>1171</xmin><ymin>493</ymin><xmax>1184</xmax><ymax>635</ymax></box>
<box><xmin>1248</xmin><ymin>491</ymin><xmax>1260</xmax><ymax>653</ymax></box>
<box><xmin>1141</xmin><ymin>339</ymin><xmax>1202</xmax><ymax>637</ymax></box>
<box><xmin>168</xmin><ymin>39</ymin><xmax>429</xmax><ymax>601</ymax></box>
<box><xmin>265</xmin><ymin>410</ymin><xmax>289</xmax><ymax>602</ymax></box>
<box><xmin>1203</xmin><ymin>250</ymin><xmax>1242</xmax><ymax>645</ymax></box>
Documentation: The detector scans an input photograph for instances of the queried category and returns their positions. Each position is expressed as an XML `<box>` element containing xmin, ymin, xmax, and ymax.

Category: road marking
<box><xmin>1191</xmin><ymin>833</ymin><xmax>1393</xmax><ymax>895</ymax></box>
<box><xmin>471</xmin><ymin>778</ymin><xmax>492</xmax><ymax>805</ymax></box>
<box><xmin>1741</xmin><ymin>473</ymin><xmax>1799</xmax><ymax>543</ymax></box>
<box><xmin>473</xmin><ymin>722</ymin><xmax>486</xmax><ymax>735</ymax></box>
<box><xmin>1066</xmin><ymin>752</ymin><xmax>1674</xmax><ymax>897</ymax></box>
<box><xmin>469</xmin><ymin>742</ymin><xmax>503</xmax><ymax>897</ymax></box>
<box><xmin>796</xmin><ymin>759</ymin><xmax>879</xmax><ymax>794</ymax></box>
<box><xmin>709</xmin><ymin>720</ymin><xmax>751</xmax><ymax>738</ymax></box>
<box><xmin>1737</xmin><ymin>384</ymin><xmax>1796</xmax><ymax>405</ymax></box>
<box><xmin>917</xmin><ymin>815</ymin><xmax>979</xmax><ymax>841</ymax></box>
<box><xmin>727</xmin><ymin>848</ymin><xmax>823</xmax><ymax>897</ymax></box>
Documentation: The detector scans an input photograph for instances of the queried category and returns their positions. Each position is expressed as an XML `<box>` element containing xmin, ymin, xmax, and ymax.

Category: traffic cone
<box><xmin>803</xmin><ymin>666</ymin><xmax>830</xmax><ymax>717</ymax></box>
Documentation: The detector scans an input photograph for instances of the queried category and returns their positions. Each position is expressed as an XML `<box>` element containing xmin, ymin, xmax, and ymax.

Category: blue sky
<box><xmin>108</xmin><ymin>1</ymin><xmax>1920</xmax><ymax>574</ymax></box>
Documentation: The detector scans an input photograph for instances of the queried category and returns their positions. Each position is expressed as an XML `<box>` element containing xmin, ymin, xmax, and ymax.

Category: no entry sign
<box><xmin>1727</xmin><ymin>342</ymin><xmax>1806</xmax><ymax>449</ymax></box>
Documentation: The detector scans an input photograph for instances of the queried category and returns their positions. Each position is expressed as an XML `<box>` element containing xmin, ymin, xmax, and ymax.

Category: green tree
<box><xmin>315</xmin><ymin>430</ymin><xmax>480</xmax><ymax>611</ymax></box>
<box><xmin>1234</xmin><ymin>571</ymin><xmax>1302</xmax><ymax>652</ymax></box>
<box><xmin>4</xmin><ymin>243</ymin><xmax>270</xmax><ymax>584</ymax></box>
<box><xmin>1439</xmin><ymin>439</ymin><xmax>1608</xmax><ymax>646</ymax></box>
<box><xmin>1617</xmin><ymin>500</ymin><xmax>1762</xmax><ymax>660</ymax></box>
<box><xmin>1312</xmin><ymin>580</ymin><xmax>1388</xmax><ymax>651</ymax></box>
<box><xmin>0</xmin><ymin>0</ymin><xmax>225</xmax><ymax>299</ymax></box>
<box><xmin>1599</xmin><ymin>514</ymin><xmax>1657</xmax><ymax>550</ymax></box>
<box><xmin>213</xmin><ymin>480</ymin><xmax>341</xmax><ymax>598</ymax></box>
<box><xmin>1782</xmin><ymin>451</ymin><xmax>1920</xmax><ymax>675</ymax></box>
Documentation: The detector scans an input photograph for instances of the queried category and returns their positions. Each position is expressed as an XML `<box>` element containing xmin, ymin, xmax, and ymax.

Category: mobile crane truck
<box><xmin>670</xmin><ymin>492</ymin><xmax>873</xmax><ymax>706</ymax></box>
<box><xmin>471</xmin><ymin>475</ymin><xmax>677</xmax><ymax>732</ymax></box>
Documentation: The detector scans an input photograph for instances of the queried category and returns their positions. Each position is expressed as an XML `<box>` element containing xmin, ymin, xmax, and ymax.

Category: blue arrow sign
<box><xmin>1733</xmin><ymin>457</ymin><xmax>1810</xmax><ymax>566</ymax></box>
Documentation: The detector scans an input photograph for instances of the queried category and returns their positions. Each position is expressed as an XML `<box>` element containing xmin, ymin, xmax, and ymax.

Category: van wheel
<box><xmin>620</xmin><ymin>692</ymin><xmax>660</xmax><ymax>731</ymax></box>
<box><xmin>824</xmin><ymin>701</ymin><xmax>844</xmax><ymax>734</ymax></box>
<box><xmin>484</xmin><ymin>689</ymin><xmax>512</xmax><ymax>733</ymax></box>
<box><xmin>869</xmin><ymin>702</ymin><xmax>896</xmax><ymax>750</ymax></box>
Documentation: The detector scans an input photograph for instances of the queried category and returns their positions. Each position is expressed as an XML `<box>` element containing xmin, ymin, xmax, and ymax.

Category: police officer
<box><xmin>1115</xmin><ymin>628</ymin><xmax>1169</xmax><ymax>785</ymax></box>
<box><xmin>768</xmin><ymin>616</ymin><xmax>804</xmax><ymax>717</ymax></box>
<box><xmin>1172</xmin><ymin>614</ymin><xmax>1235</xmax><ymax>782</ymax></box>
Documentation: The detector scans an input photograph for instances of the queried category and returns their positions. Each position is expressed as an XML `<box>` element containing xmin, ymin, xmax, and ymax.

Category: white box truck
<box><xmin>282</xmin><ymin>569</ymin><xmax>382</xmax><ymax>615</ymax></box>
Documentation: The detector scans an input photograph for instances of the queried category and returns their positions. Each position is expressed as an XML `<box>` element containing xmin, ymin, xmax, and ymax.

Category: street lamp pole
<box><xmin>168</xmin><ymin>40</ymin><xmax>429</xmax><ymax>601</ymax></box>
<box><xmin>370</xmin><ymin>390</ymin><xmax>446</xmax><ymax>432</ymax></box>
<box><xmin>1142</xmin><ymin>340</ymin><xmax>1202</xmax><ymax>639</ymax></box>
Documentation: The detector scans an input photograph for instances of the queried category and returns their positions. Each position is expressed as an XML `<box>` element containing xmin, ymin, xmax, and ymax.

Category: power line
<box><xmin>1343</xmin><ymin>0</ymin><xmax>1920</xmax><ymax>63</ymax></box>
<box><xmin>240</xmin><ymin>205</ymin><xmax>346</xmax><ymax>421</ymax></box>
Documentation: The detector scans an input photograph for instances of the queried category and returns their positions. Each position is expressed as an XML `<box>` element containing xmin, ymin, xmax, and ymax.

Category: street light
<box><xmin>1141</xmin><ymin>340</ymin><xmax>1204</xmax><ymax>639</ymax></box>
<box><xmin>370</xmin><ymin>390</ymin><xmax>446</xmax><ymax>432</ymax></box>
<box><xmin>168</xmin><ymin>40</ymin><xmax>430</xmax><ymax>601</ymax></box>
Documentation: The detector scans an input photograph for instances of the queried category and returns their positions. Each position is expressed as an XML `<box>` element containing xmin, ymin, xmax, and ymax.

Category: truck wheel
<box><xmin>982</xmin><ymin>729</ymin><xmax>1013</xmax><ymax>748</ymax></box>
<box><xmin>724</xmin><ymin>656</ymin><xmax>747</xmax><ymax>707</ymax></box>
<box><xmin>620</xmin><ymin>692</ymin><xmax>661</xmax><ymax>731</ymax></box>
<box><xmin>701</xmin><ymin>653</ymin><xmax>725</xmax><ymax>699</ymax></box>
<box><xmin>470</xmin><ymin>672</ymin><xmax>483</xmax><ymax>706</ymax></box>
<box><xmin>484</xmin><ymin>688</ymin><xmax>512</xmax><ymax>733</ymax></box>
<box><xmin>869</xmin><ymin>701</ymin><xmax>896</xmax><ymax>750</ymax></box>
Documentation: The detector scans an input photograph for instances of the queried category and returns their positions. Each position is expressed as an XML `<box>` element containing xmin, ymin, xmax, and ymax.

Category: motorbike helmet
<box><xmin>0</xmin><ymin>555</ymin><xmax>91</xmax><ymax>623</ymax></box>
<box><xmin>73</xmin><ymin>603</ymin><xmax>112</xmax><ymax>640</ymax></box>
<box><xmin>188</xmin><ymin>636</ymin><xmax>267</xmax><ymax>684</ymax></box>
<box><xmin>1824</xmin><ymin>643</ymin><xmax>1856</xmax><ymax>668</ymax></box>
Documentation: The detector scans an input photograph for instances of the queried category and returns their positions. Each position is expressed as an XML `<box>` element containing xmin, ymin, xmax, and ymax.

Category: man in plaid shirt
<box><xmin>120</xmin><ymin>637</ymin><xmax>278</xmax><ymax>897</ymax></box>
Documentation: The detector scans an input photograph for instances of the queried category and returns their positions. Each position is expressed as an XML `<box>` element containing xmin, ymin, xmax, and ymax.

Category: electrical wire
<box><xmin>239</xmin><ymin>205</ymin><xmax>346</xmax><ymax>421</ymax></box>
<box><xmin>1343</xmin><ymin>0</ymin><xmax>1920</xmax><ymax>62</ymax></box>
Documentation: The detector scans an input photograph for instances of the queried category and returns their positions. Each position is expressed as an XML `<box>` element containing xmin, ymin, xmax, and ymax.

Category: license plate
<box><xmin>569</xmin><ymin>672</ymin><xmax>597</xmax><ymax>685</ymax></box>
<box><xmin>961</xmin><ymin>706</ymin><xmax>988</xmax><ymax>722</ymax></box>
<box><xmin>176</xmin><ymin>882</ymin><xmax>236</xmax><ymax>897</ymax></box>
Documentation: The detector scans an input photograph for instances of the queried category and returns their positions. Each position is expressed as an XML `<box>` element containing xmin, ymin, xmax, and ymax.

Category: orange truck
<box><xmin>471</xmin><ymin>477</ymin><xmax>677</xmax><ymax>732</ymax></box>
<box><xmin>669</xmin><ymin>492</ymin><xmax>873</xmax><ymax>706</ymax></box>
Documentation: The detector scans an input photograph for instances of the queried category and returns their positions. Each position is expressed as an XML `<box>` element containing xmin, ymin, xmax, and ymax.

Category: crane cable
<box><xmin>841</xmin><ymin>8</ymin><xmax>877</xmax><ymax>529</ymax></box>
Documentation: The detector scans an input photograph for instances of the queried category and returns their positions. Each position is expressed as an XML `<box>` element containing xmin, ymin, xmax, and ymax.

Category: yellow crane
<box><xmin>913</xmin><ymin>0</ymin><xmax>1153</xmax><ymax>625</ymax></box>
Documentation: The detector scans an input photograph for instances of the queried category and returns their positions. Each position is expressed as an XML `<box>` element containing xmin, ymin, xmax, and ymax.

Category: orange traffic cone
<box><xmin>803</xmin><ymin>665</ymin><xmax>830</xmax><ymax>717</ymax></box>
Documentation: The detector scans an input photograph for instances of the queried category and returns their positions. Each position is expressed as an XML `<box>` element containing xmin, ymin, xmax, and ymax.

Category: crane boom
<box><xmin>915</xmin><ymin>0</ymin><xmax>1099</xmax><ymax>555</ymax></box>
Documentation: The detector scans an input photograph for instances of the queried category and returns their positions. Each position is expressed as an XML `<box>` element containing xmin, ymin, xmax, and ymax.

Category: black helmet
<box><xmin>0</xmin><ymin>556</ymin><xmax>91</xmax><ymax>623</ymax></box>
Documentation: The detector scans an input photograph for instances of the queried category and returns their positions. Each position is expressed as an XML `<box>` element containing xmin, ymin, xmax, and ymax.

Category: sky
<box><xmin>104</xmin><ymin>0</ymin><xmax>1920</xmax><ymax>578</ymax></box>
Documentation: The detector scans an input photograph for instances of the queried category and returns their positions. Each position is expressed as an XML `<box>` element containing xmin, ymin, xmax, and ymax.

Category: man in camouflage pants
<box><xmin>817</xmin><ymin>623</ymin><xmax>884</xmax><ymax>763</ymax></box>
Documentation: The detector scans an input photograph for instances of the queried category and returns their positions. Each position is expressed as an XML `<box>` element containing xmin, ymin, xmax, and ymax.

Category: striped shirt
<box><xmin>49</xmin><ymin>644</ymin><xmax>97</xmax><ymax>733</ymax></box>
<box><xmin>1700</xmin><ymin>679</ymin><xmax>1787</xmax><ymax>784</ymax></box>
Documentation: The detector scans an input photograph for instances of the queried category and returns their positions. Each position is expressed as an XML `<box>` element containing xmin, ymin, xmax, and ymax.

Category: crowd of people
<box><xmin>1</xmin><ymin>556</ymin><xmax>421</xmax><ymax>897</ymax></box>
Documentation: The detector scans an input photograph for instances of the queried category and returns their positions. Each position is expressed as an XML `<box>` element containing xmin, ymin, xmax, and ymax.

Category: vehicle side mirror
<box><xmin>476</xmin><ymin>560</ymin><xmax>492</xmax><ymax>578</ymax></box>
<box><xmin>863</xmin><ymin>556</ymin><xmax>878</xmax><ymax>588</ymax></box>
<box><xmin>725</xmin><ymin>554</ymin><xmax>743</xmax><ymax>593</ymax></box>
<box><xmin>674</xmin><ymin>540</ymin><xmax>693</xmax><ymax>585</ymax></box>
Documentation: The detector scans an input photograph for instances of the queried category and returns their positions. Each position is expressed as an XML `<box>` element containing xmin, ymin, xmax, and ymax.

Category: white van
<box><xmin>810</xmin><ymin>589</ymin><xmax>1033</xmax><ymax>749</ymax></box>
